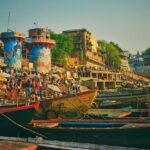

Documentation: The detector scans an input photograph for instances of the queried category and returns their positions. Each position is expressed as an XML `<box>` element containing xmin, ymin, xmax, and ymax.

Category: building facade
<box><xmin>130</xmin><ymin>51</ymin><xmax>150</xmax><ymax>78</ymax></box>
<box><xmin>0</xmin><ymin>32</ymin><xmax>25</xmax><ymax>69</ymax></box>
<box><xmin>120</xmin><ymin>51</ymin><xmax>130</xmax><ymax>71</ymax></box>
<box><xmin>27</xmin><ymin>28</ymin><xmax>55</xmax><ymax>73</ymax></box>
<box><xmin>128</xmin><ymin>52</ymin><xmax>144</xmax><ymax>72</ymax></box>
<box><xmin>143</xmin><ymin>54</ymin><xmax>150</xmax><ymax>66</ymax></box>
<box><xmin>63</xmin><ymin>29</ymin><xmax>104</xmax><ymax>68</ymax></box>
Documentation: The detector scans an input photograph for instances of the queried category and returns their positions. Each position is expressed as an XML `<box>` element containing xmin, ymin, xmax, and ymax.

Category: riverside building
<box><xmin>63</xmin><ymin>29</ymin><xmax>105</xmax><ymax>68</ymax></box>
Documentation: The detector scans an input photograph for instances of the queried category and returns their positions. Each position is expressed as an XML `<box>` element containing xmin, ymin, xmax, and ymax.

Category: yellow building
<box><xmin>120</xmin><ymin>51</ymin><xmax>130</xmax><ymax>71</ymax></box>
<box><xmin>120</xmin><ymin>59</ymin><xmax>130</xmax><ymax>71</ymax></box>
<box><xmin>63</xmin><ymin>29</ymin><xmax>104</xmax><ymax>68</ymax></box>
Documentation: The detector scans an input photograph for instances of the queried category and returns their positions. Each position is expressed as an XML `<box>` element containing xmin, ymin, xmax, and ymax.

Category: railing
<box><xmin>86</xmin><ymin>51</ymin><xmax>104</xmax><ymax>65</ymax></box>
<box><xmin>32</xmin><ymin>38</ymin><xmax>55</xmax><ymax>44</ymax></box>
<box><xmin>122</xmin><ymin>71</ymin><xmax>150</xmax><ymax>83</ymax></box>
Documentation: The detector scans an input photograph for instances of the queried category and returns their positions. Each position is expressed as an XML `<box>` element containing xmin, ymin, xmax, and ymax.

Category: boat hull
<box><xmin>95</xmin><ymin>94</ymin><xmax>149</xmax><ymax>109</ymax></box>
<box><xmin>36</xmin><ymin>89</ymin><xmax>98</xmax><ymax>119</ymax></box>
<box><xmin>20</xmin><ymin>125</ymin><xmax>150</xmax><ymax>149</ymax></box>
<box><xmin>0</xmin><ymin>102</ymin><xmax>39</xmax><ymax>136</ymax></box>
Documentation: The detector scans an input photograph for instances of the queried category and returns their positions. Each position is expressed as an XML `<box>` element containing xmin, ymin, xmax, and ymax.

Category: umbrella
<box><xmin>23</xmin><ymin>66</ymin><xmax>29</xmax><ymax>70</ymax></box>
<box><xmin>47</xmin><ymin>84</ymin><xmax>61</xmax><ymax>92</ymax></box>
<box><xmin>0</xmin><ymin>62</ymin><xmax>6</xmax><ymax>67</ymax></box>
<box><xmin>80</xmin><ymin>86</ymin><xmax>90</xmax><ymax>92</ymax></box>
<box><xmin>0</xmin><ymin>77</ymin><xmax>7</xmax><ymax>82</ymax></box>
<box><xmin>51</xmin><ymin>74</ymin><xmax>60</xmax><ymax>79</ymax></box>
<box><xmin>37</xmin><ymin>67</ymin><xmax>48</xmax><ymax>74</ymax></box>
<box><xmin>0</xmin><ymin>72</ymin><xmax>10</xmax><ymax>78</ymax></box>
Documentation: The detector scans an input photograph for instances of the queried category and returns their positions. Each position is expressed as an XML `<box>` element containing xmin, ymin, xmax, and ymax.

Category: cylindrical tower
<box><xmin>0</xmin><ymin>32</ymin><xmax>25</xmax><ymax>69</ymax></box>
<box><xmin>27</xmin><ymin>28</ymin><xmax>55</xmax><ymax>73</ymax></box>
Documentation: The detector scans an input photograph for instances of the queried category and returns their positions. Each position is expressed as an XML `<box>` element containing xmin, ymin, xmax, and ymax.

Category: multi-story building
<box><xmin>129</xmin><ymin>52</ymin><xmax>144</xmax><ymax>67</ymax></box>
<box><xmin>120</xmin><ymin>51</ymin><xmax>130</xmax><ymax>71</ymax></box>
<box><xmin>128</xmin><ymin>52</ymin><xmax>144</xmax><ymax>72</ymax></box>
<box><xmin>143</xmin><ymin>53</ymin><xmax>150</xmax><ymax>66</ymax></box>
<box><xmin>130</xmin><ymin>51</ymin><xmax>150</xmax><ymax>78</ymax></box>
<box><xmin>97</xmin><ymin>40</ymin><xmax>106</xmax><ymax>65</ymax></box>
<box><xmin>63</xmin><ymin>29</ymin><xmax>104</xmax><ymax>68</ymax></box>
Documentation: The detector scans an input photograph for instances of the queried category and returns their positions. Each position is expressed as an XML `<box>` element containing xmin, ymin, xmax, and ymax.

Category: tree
<box><xmin>100</xmin><ymin>40</ymin><xmax>121</xmax><ymax>70</ymax></box>
<box><xmin>143</xmin><ymin>47</ymin><xmax>150</xmax><ymax>56</ymax></box>
<box><xmin>51</xmin><ymin>32</ymin><xmax>74</xmax><ymax>66</ymax></box>
<box><xmin>110</xmin><ymin>42</ymin><xmax>123</xmax><ymax>53</ymax></box>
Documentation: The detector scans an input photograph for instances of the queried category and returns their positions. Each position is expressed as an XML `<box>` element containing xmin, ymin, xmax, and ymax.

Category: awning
<box><xmin>0</xmin><ymin>72</ymin><xmax>10</xmax><ymax>78</ymax></box>
<box><xmin>52</xmin><ymin>74</ymin><xmax>60</xmax><ymax>79</ymax></box>
<box><xmin>47</xmin><ymin>84</ymin><xmax>61</xmax><ymax>92</ymax></box>
<box><xmin>0</xmin><ymin>77</ymin><xmax>7</xmax><ymax>82</ymax></box>
<box><xmin>0</xmin><ymin>62</ymin><xmax>6</xmax><ymax>67</ymax></box>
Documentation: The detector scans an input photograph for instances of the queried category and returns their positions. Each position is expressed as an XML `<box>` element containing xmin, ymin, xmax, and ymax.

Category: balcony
<box><xmin>32</xmin><ymin>37</ymin><xmax>55</xmax><ymax>45</ymax></box>
<box><xmin>86</xmin><ymin>51</ymin><xmax>104</xmax><ymax>65</ymax></box>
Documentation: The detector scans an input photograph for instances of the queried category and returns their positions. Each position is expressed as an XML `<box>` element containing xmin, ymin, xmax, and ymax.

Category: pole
<box><xmin>7</xmin><ymin>12</ymin><xmax>10</xmax><ymax>32</ymax></box>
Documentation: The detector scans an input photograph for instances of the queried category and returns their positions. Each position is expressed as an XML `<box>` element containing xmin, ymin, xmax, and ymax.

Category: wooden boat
<box><xmin>98</xmin><ymin>88</ymin><xmax>149</xmax><ymax>98</ymax></box>
<box><xmin>1</xmin><ymin>136</ymin><xmax>139</xmax><ymax>150</ymax></box>
<box><xmin>32</xmin><ymin>118</ymin><xmax>150</xmax><ymax>124</ymax></box>
<box><xmin>87</xmin><ymin>108</ymin><xmax>150</xmax><ymax>119</ymax></box>
<box><xmin>0</xmin><ymin>138</ymin><xmax>37</xmax><ymax>150</ymax></box>
<box><xmin>95</xmin><ymin>100</ymin><xmax>131</xmax><ymax>109</ymax></box>
<box><xmin>20</xmin><ymin>122</ymin><xmax>150</xmax><ymax>149</ymax></box>
<box><xmin>35</xmin><ymin>89</ymin><xmax>98</xmax><ymax>119</ymax></box>
<box><xmin>0</xmin><ymin>102</ymin><xmax>39</xmax><ymax>136</ymax></box>
<box><xmin>95</xmin><ymin>93</ymin><xmax>150</xmax><ymax>109</ymax></box>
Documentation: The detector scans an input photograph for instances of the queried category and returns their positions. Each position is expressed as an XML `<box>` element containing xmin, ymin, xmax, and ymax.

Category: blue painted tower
<box><xmin>0</xmin><ymin>32</ymin><xmax>25</xmax><ymax>69</ymax></box>
<box><xmin>27</xmin><ymin>28</ymin><xmax>55</xmax><ymax>73</ymax></box>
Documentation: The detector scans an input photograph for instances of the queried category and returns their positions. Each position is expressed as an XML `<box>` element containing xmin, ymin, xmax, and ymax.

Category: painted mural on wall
<box><xmin>4</xmin><ymin>40</ymin><xmax>22</xmax><ymax>69</ymax></box>
<box><xmin>29</xmin><ymin>45</ymin><xmax>51</xmax><ymax>73</ymax></box>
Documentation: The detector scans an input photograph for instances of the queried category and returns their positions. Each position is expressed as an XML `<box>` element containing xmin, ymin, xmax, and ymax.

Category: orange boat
<box><xmin>36</xmin><ymin>89</ymin><xmax>98</xmax><ymax>119</ymax></box>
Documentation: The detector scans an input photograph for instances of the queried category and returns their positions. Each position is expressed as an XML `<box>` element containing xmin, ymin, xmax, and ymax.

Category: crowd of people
<box><xmin>0</xmin><ymin>66</ymin><xmax>82</xmax><ymax>104</ymax></box>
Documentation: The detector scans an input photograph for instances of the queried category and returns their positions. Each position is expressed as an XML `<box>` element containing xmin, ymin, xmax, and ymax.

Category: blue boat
<box><xmin>59</xmin><ymin>121</ymin><xmax>126</xmax><ymax>128</ymax></box>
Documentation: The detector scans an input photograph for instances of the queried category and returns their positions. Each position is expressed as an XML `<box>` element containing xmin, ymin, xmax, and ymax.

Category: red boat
<box><xmin>0</xmin><ymin>102</ymin><xmax>39</xmax><ymax>136</ymax></box>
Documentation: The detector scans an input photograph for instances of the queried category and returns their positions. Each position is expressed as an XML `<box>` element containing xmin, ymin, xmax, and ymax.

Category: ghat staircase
<box><xmin>121</xmin><ymin>71</ymin><xmax>150</xmax><ymax>83</ymax></box>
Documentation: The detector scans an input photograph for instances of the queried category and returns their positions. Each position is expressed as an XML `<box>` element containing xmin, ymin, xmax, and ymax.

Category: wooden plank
<box><xmin>32</xmin><ymin>122</ymin><xmax>59</xmax><ymax>128</ymax></box>
<box><xmin>89</xmin><ymin>108</ymin><xmax>150</xmax><ymax>112</ymax></box>
<box><xmin>0</xmin><ymin>136</ymin><xmax>145</xmax><ymax>150</ymax></box>
<box><xmin>0</xmin><ymin>140</ymin><xmax>37</xmax><ymax>150</ymax></box>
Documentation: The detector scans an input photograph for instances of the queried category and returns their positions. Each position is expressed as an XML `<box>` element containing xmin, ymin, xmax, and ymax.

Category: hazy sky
<box><xmin>0</xmin><ymin>0</ymin><xmax>150</xmax><ymax>54</ymax></box>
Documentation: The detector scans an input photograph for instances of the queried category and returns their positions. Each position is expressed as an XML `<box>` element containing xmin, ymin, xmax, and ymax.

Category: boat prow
<box><xmin>0</xmin><ymin>102</ymin><xmax>40</xmax><ymax>137</ymax></box>
<box><xmin>36</xmin><ymin>89</ymin><xmax>98</xmax><ymax>119</ymax></box>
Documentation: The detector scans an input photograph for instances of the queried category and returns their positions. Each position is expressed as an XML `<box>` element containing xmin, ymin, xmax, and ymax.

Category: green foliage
<box><xmin>51</xmin><ymin>32</ymin><xmax>74</xmax><ymax>66</ymax></box>
<box><xmin>110</xmin><ymin>42</ymin><xmax>123</xmax><ymax>53</ymax></box>
<box><xmin>100</xmin><ymin>40</ymin><xmax>122</xmax><ymax>70</ymax></box>
<box><xmin>143</xmin><ymin>47</ymin><xmax>150</xmax><ymax>55</ymax></box>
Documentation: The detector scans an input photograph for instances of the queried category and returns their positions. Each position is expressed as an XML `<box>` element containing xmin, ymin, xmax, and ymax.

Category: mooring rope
<box><xmin>64</xmin><ymin>61</ymin><xmax>98</xmax><ymax>119</ymax></box>
<box><xmin>0</xmin><ymin>112</ymin><xmax>48</xmax><ymax>139</ymax></box>
<box><xmin>67</xmin><ymin>100</ymin><xmax>94</xmax><ymax>119</ymax></box>
<box><xmin>74</xmin><ymin>88</ymin><xmax>98</xmax><ymax>118</ymax></box>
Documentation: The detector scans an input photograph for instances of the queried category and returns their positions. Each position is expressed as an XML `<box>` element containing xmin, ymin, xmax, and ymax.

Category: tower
<box><xmin>0</xmin><ymin>32</ymin><xmax>25</xmax><ymax>69</ymax></box>
<box><xmin>27</xmin><ymin>28</ymin><xmax>55</xmax><ymax>73</ymax></box>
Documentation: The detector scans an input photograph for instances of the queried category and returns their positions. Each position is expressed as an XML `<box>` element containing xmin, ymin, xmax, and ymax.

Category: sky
<box><xmin>0</xmin><ymin>0</ymin><xmax>150</xmax><ymax>54</ymax></box>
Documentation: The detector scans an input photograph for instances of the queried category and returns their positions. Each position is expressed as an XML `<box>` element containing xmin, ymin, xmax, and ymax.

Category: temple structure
<box><xmin>27</xmin><ymin>28</ymin><xmax>55</xmax><ymax>73</ymax></box>
<box><xmin>0</xmin><ymin>32</ymin><xmax>25</xmax><ymax>69</ymax></box>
